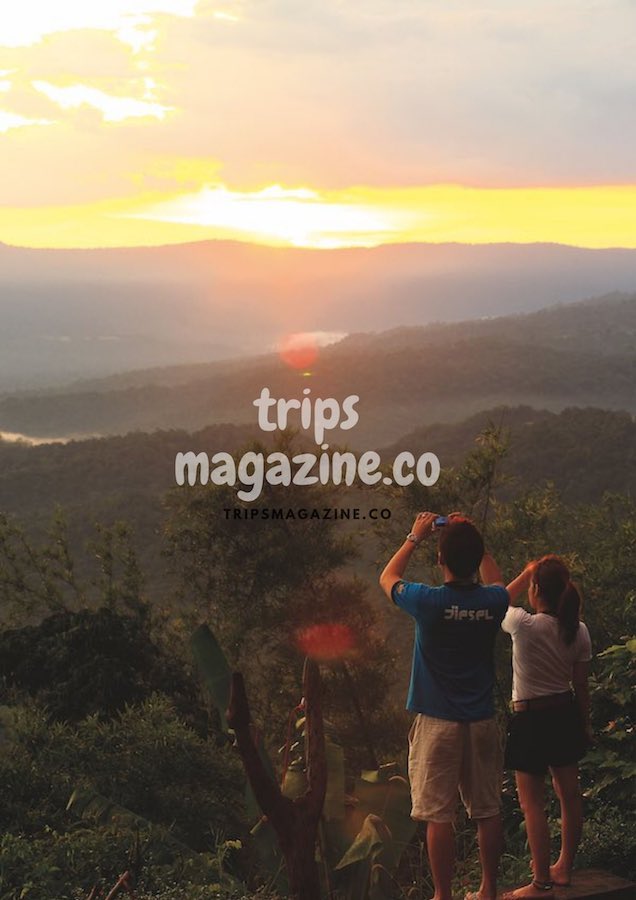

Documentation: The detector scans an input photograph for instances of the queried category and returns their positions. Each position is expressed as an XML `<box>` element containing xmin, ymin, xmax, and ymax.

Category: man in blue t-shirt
<box><xmin>380</xmin><ymin>512</ymin><xmax>508</xmax><ymax>900</ymax></box>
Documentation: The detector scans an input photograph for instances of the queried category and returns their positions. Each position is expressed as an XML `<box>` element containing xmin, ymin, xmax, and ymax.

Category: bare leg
<box><xmin>475</xmin><ymin>813</ymin><xmax>503</xmax><ymax>899</ymax></box>
<box><xmin>504</xmin><ymin>772</ymin><xmax>553</xmax><ymax>898</ymax></box>
<box><xmin>549</xmin><ymin>765</ymin><xmax>583</xmax><ymax>885</ymax></box>
<box><xmin>426</xmin><ymin>820</ymin><xmax>455</xmax><ymax>900</ymax></box>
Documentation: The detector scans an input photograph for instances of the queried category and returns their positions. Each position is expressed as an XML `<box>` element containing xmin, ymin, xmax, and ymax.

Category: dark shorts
<box><xmin>504</xmin><ymin>700</ymin><xmax>588</xmax><ymax>775</ymax></box>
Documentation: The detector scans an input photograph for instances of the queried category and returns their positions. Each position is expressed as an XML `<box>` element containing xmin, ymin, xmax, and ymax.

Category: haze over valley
<box><xmin>2</xmin><ymin>239</ymin><xmax>636</xmax><ymax>390</ymax></box>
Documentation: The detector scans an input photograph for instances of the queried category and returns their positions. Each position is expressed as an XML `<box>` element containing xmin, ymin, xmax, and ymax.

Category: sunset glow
<box><xmin>1</xmin><ymin>2</ymin><xmax>635</xmax><ymax>251</ymax></box>
<box><xmin>1</xmin><ymin>184</ymin><xmax>635</xmax><ymax>251</ymax></box>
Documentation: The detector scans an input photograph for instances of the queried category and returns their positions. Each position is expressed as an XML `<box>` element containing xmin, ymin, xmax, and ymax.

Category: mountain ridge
<box><xmin>0</xmin><ymin>292</ymin><xmax>633</xmax><ymax>443</ymax></box>
<box><xmin>2</xmin><ymin>240</ymin><xmax>635</xmax><ymax>389</ymax></box>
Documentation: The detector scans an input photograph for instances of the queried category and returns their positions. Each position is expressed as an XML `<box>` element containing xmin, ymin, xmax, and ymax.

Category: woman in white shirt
<box><xmin>502</xmin><ymin>556</ymin><xmax>592</xmax><ymax>899</ymax></box>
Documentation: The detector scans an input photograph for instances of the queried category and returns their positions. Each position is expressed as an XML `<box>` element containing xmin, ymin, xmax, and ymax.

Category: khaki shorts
<box><xmin>408</xmin><ymin>714</ymin><xmax>503</xmax><ymax>823</ymax></box>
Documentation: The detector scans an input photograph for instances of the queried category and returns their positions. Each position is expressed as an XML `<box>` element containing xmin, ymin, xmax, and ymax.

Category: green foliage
<box><xmin>0</xmin><ymin>409</ymin><xmax>634</xmax><ymax>895</ymax></box>
<box><xmin>0</xmin><ymin>830</ymin><xmax>255</xmax><ymax>900</ymax></box>
<box><xmin>192</xmin><ymin>619</ymin><xmax>417</xmax><ymax>899</ymax></box>
<box><xmin>0</xmin><ymin>607</ymin><xmax>199</xmax><ymax>724</ymax></box>
<box><xmin>190</xmin><ymin>624</ymin><xmax>233</xmax><ymax>732</ymax></box>
<box><xmin>396</xmin><ymin>420</ymin><xmax>510</xmax><ymax>535</ymax></box>
<box><xmin>455</xmin><ymin>484</ymin><xmax>636</xmax><ymax>649</ymax></box>
<box><xmin>164</xmin><ymin>438</ymin><xmax>355</xmax><ymax>638</ymax></box>
<box><xmin>1</xmin><ymin>405</ymin><xmax>634</xmax><ymax>612</ymax></box>
<box><xmin>170</xmin><ymin>445</ymin><xmax>403</xmax><ymax>765</ymax></box>
<box><xmin>333</xmin><ymin>814</ymin><xmax>394</xmax><ymax>899</ymax></box>
<box><xmin>0</xmin><ymin>827</ymin><xmax>137</xmax><ymax>900</ymax></box>
<box><xmin>88</xmin><ymin>520</ymin><xmax>146</xmax><ymax>616</ymax></box>
<box><xmin>0</xmin><ymin>508</ymin><xmax>81</xmax><ymax>619</ymax></box>
<box><xmin>0</xmin><ymin>695</ymin><xmax>245</xmax><ymax>863</ymax></box>
<box><xmin>582</xmin><ymin>637</ymin><xmax>636</xmax><ymax>804</ymax></box>
<box><xmin>130</xmin><ymin>888</ymin><xmax>280</xmax><ymax>900</ymax></box>
<box><xmin>0</xmin><ymin>509</ymin><xmax>147</xmax><ymax>624</ymax></box>
<box><xmin>577</xmin><ymin>804</ymin><xmax>636</xmax><ymax>882</ymax></box>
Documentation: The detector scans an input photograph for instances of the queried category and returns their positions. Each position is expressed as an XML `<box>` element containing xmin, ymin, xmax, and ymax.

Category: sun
<box><xmin>128</xmin><ymin>184</ymin><xmax>401</xmax><ymax>249</ymax></box>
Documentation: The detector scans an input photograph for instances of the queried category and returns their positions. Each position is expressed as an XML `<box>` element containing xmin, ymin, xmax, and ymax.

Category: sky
<box><xmin>1</xmin><ymin>0</ymin><xmax>635</xmax><ymax>249</ymax></box>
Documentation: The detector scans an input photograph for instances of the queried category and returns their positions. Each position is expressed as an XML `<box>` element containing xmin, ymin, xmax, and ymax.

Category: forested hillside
<box><xmin>0</xmin><ymin>406</ymin><xmax>632</xmax><ymax>605</ymax></box>
<box><xmin>1</xmin><ymin>410</ymin><xmax>633</xmax><ymax>899</ymax></box>
<box><xmin>0</xmin><ymin>293</ymin><xmax>634</xmax><ymax>442</ymax></box>
<box><xmin>0</xmin><ymin>290</ymin><xmax>633</xmax><ymax>899</ymax></box>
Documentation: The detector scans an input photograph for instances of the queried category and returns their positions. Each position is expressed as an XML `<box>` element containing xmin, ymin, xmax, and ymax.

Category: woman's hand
<box><xmin>506</xmin><ymin>561</ymin><xmax>537</xmax><ymax>605</ymax></box>
<box><xmin>520</xmin><ymin>560</ymin><xmax>537</xmax><ymax>585</ymax></box>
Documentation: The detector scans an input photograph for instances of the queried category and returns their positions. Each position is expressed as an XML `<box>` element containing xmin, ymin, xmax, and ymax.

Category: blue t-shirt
<box><xmin>392</xmin><ymin>580</ymin><xmax>508</xmax><ymax>721</ymax></box>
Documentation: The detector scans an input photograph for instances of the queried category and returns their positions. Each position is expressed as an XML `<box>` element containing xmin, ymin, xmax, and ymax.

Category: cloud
<box><xmin>0</xmin><ymin>1</ymin><xmax>198</xmax><ymax>48</ymax></box>
<box><xmin>0</xmin><ymin>30</ymin><xmax>141</xmax><ymax>82</ymax></box>
<box><xmin>1</xmin><ymin>0</ymin><xmax>636</xmax><ymax>220</ymax></box>
<box><xmin>0</xmin><ymin>108</ymin><xmax>53</xmax><ymax>132</ymax></box>
<box><xmin>33</xmin><ymin>79</ymin><xmax>172</xmax><ymax>122</ymax></box>
<box><xmin>135</xmin><ymin>0</ymin><xmax>635</xmax><ymax>188</ymax></box>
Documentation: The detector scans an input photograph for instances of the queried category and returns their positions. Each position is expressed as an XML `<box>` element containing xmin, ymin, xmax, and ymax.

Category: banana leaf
<box><xmin>351</xmin><ymin>773</ymin><xmax>415</xmax><ymax>870</ymax></box>
<box><xmin>324</xmin><ymin>736</ymin><xmax>345</xmax><ymax>822</ymax></box>
<box><xmin>190</xmin><ymin>624</ymin><xmax>232</xmax><ymax>731</ymax></box>
<box><xmin>334</xmin><ymin>814</ymin><xmax>393</xmax><ymax>900</ymax></box>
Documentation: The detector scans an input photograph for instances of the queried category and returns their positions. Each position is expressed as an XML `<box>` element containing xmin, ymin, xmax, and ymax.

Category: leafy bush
<box><xmin>0</xmin><ymin>607</ymin><xmax>200</xmax><ymax>724</ymax></box>
<box><xmin>578</xmin><ymin>805</ymin><xmax>636</xmax><ymax>881</ymax></box>
<box><xmin>0</xmin><ymin>695</ymin><xmax>248</xmax><ymax>899</ymax></box>
<box><xmin>582</xmin><ymin>637</ymin><xmax>636</xmax><ymax>805</ymax></box>
<box><xmin>0</xmin><ymin>695</ymin><xmax>244</xmax><ymax>847</ymax></box>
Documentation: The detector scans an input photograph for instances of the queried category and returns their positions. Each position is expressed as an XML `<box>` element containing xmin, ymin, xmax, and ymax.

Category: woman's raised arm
<box><xmin>506</xmin><ymin>562</ymin><xmax>535</xmax><ymax>605</ymax></box>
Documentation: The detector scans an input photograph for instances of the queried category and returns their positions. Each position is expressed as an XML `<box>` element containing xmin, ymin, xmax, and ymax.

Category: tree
<box><xmin>163</xmin><ymin>437</ymin><xmax>403</xmax><ymax>765</ymax></box>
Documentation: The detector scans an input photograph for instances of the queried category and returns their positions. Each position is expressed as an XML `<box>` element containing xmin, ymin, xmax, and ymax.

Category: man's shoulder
<box><xmin>477</xmin><ymin>583</ymin><xmax>509</xmax><ymax>601</ymax></box>
<box><xmin>471</xmin><ymin>583</ymin><xmax>509</xmax><ymax>619</ymax></box>
<box><xmin>394</xmin><ymin>580</ymin><xmax>442</xmax><ymax>601</ymax></box>
<box><xmin>445</xmin><ymin>582</ymin><xmax>508</xmax><ymax>604</ymax></box>
<box><xmin>392</xmin><ymin>580</ymin><xmax>446</xmax><ymax>616</ymax></box>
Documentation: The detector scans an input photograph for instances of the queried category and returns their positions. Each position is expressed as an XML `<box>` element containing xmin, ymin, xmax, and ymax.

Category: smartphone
<box><xmin>433</xmin><ymin>516</ymin><xmax>449</xmax><ymax>528</ymax></box>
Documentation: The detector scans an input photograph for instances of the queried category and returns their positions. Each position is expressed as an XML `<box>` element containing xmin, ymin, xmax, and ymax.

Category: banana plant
<box><xmin>191</xmin><ymin>623</ymin><xmax>418</xmax><ymax>899</ymax></box>
<box><xmin>190</xmin><ymin>624</ymin><xmax>286</xmax><ymax>890</ymax></box>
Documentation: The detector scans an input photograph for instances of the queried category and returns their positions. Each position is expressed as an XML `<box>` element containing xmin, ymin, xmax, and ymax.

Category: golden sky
<box><xmin>1</xmin><ymin>1</ymin><xmax>635</xmax><ymax>250</ymax></box>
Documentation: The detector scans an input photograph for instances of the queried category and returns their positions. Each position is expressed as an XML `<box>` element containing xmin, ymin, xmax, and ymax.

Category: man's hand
<box><xmin>410</xmin><ymin>511</ymin><xmax>438</xmax><ymax>543</ymax></box>
<box><xmin>379</xmin><ymin>511</ymin><xmax>439</xmax><ymax>600</ymax></box>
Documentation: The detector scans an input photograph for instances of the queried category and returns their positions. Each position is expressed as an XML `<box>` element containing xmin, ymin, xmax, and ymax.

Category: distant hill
<box><xmin>381</xmin><ymin>406</ymin><xmax>636</xmax><ymax>503</ymax></box>
<box><xmin>0</xmin><ymin>293</ymin><xmax>633</xmax><ymax>443</ymax></box>
<box><xmin>0</xmin><ymin>406</ymin><xmax>632</xmax><ymax>600</ymax></box>
<box><xmin>1</xmin><ymin>239</ymin><xmax>636</xmax><ymax>388</ymax></box>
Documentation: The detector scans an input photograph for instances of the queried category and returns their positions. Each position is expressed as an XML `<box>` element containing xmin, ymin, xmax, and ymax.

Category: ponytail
<box><xmin>556</xmin><ymin>580</ymin><xmax>581</xmax><ymax>646</ymax></box>
<box><xmin>533</xmin><ymin>555</ymin><xmax>581</xmax><ymax>646</ymax></box>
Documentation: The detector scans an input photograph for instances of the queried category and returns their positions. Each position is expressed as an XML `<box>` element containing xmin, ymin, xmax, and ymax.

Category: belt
<box><xmin>512</xmin><ymin>691</ymin><xmax>573</xmax><ymax>713</ymax></box>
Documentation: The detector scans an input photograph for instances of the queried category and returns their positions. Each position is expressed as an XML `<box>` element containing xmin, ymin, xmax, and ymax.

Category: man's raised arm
<box><xmin>379</xmin><ymin>511</ymin><xmax>437</xmax><ymax>600</ymax></box>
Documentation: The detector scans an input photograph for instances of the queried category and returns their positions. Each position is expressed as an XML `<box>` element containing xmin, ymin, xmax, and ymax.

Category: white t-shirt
<box><xmin>501</xmin><ymin>606</ymin><xmax>592</xmax><ymax>701</ymax></box>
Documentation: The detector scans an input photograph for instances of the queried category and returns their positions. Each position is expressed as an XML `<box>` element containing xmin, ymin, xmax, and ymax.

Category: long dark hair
<box><xmin>533</xmin><ymin>555</ymin><xmax>581</xmax><ymax>646</ymax></box>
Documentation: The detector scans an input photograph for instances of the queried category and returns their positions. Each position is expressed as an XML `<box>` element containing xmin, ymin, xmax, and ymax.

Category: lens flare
<box><xmin>295</xmin><ymin>623</ymin><xmax>355</xmax><ymax>661</ymax></box>
<box><xmin>278</xmin><ymin>332</ymin><xmax>319</xmax><ymax>370</ymax></box>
